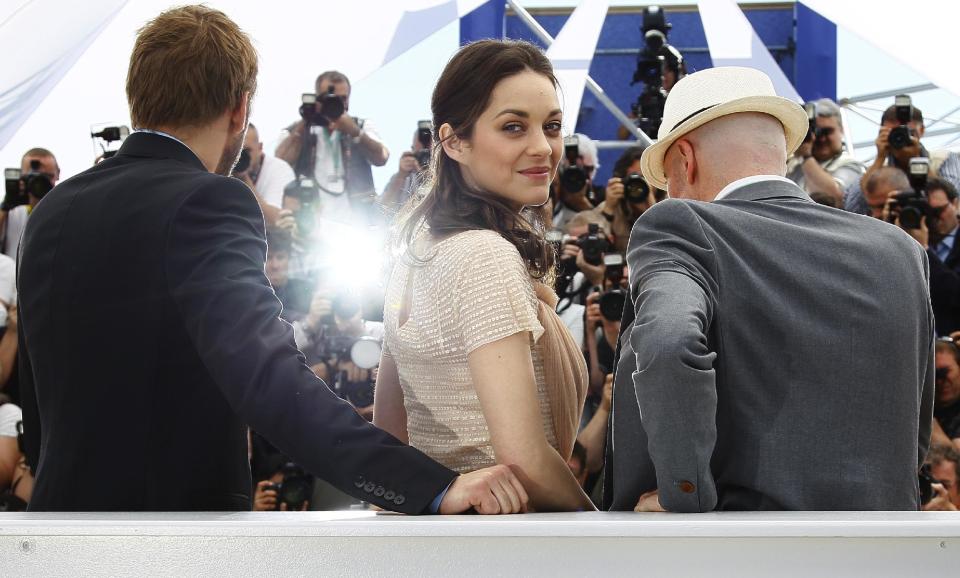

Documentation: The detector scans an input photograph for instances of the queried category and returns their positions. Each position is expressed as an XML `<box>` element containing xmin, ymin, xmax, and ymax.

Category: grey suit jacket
<box><xmin>603</xmin><ymin>178</ymin><xmax>935</xmax><ymax>512</ymax></box>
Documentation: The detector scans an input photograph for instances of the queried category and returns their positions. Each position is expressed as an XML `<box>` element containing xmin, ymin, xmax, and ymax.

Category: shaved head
<box><xmin>664</xmin><ymin>113</ymin><xmax>788</xmax><ymax>201</ymax></box>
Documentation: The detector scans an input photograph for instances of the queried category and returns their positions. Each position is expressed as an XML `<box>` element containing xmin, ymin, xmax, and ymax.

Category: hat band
<box><xmin>669</xmin><ymin>103</ymin><xmax>719</xmax><ymax>133</ymax></box>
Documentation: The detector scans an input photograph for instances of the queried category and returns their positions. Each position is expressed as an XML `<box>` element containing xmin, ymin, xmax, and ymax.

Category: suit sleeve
<box><xmin>625</xmin><ymin>200</ymin><xmax>720</xmax><ymax>512</ymax></box>
<box><xmin>16</xmin><ymin>321</ymin><xmax>40</xmax><ymax>471</ymax></box>
<box><xmin>164</xmin><ymin>177</ymin><xmax>456</xmax><ymax>514</ymax></box>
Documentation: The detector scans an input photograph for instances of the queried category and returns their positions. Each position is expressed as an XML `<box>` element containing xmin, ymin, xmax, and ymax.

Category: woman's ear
<box><xmin>439</xmin><ymin>123</ymin><xmax>467</xmax><ymax>163</ymax></box>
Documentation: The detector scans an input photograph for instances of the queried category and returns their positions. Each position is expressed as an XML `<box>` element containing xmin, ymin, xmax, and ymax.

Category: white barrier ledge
<box><xmin>3</xmin><ymin>511</ymin><xmax>960</xmax><ymax>577</ymax></box>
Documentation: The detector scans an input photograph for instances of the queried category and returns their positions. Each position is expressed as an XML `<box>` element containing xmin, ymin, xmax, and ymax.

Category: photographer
<box><xmin>848</xmin><ymin>100</ymin><xmax>960</xmax><ymax>214</ymax></box>
<box><xmin>265</xmin><ymin>228</ymin><xmax>313</xmax><ymax>322</ymax></box>
<box><xmin>275</xmin><ymin>71</ymin><xmax>388</xmax><ymax>224</ymax></box>
<box><xmin>922</xmin><ymin>444</ymin><xmax>960</xmax><ymax>511</ymax></box>
<box><xmin>933</xmin><ymin>339</ymin><xmax>960</xmax><ymax>450</ymax></box>
<box><xmin>294</xmin><ymin>285</ymin><xmax>383</xmax><ymax>421</ymax></box>
<box><xmin>618</xmin><ymin>6</ymin><xmax>685</xmax><ymax>140</ymax></box>
<box><xmin>863</xmin><ymin>166</ymin><xmax>909</xmax><ymax>219</ymax></box>
<box><xmin>251</xmin><ymin>441</ymin><xmax>314</xmax><ymax>512</ymax></box>
<box><xmin>550</xmin><ymin>134</ymin><xmax>600</xmax><ymax>229</ymax></box>
<box><xmin>885</xmin><ymin>176</ymin><xmax>960</xmax><ymax>336</ymax></box>
<box><xmin>786</xmin><ymin>98</ymin><xmax>864</xmax><ymax>205</ymax></box>
<box><xmin>583</xmin><ymin>257</ymin><xmax>627</xmax><ymax>397</ymax></box>
<box><xmin>2</xmin><ymin>148</ymin><xmax>59</xmax><ymax>259</ymax></box>
<box><xmin>233</xmin><ymin>123</ymin><xmax>295</xmax><ymax>227</ymax></box>
<box><xmin>381</xmin><ymin>123</ymin><xmax>432</xmax><ymax>211</ymax></box>
<box><xmin>554</xmin><ymin>212</ymin><xmax>611</xmax><ymax>316</ymax></box>
<box><xmin>594</xmin><ymin>146</ymin><xmax>658</xmax><ymax>253</ymax></box>
<box><xmin>0</xmin><ymin>395</ymin><xmax>32</xmax><ymax>510</ymax></box>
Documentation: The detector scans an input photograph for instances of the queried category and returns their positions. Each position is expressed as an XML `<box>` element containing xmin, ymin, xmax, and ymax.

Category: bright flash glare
<box><xmin>316</xmin><ymin>220</ymin><xmax>387</xmax><ymax>291</ymax></box>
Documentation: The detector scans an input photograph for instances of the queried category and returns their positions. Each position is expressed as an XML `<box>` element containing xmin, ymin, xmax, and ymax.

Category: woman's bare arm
<box><xmin>469</xmin><ymin>332</ymin><xmax>595</xmax><ymax>512</ymax></box>
<box><xmin>372</xmin><ymin>353</ymin><xmax>408</xmax><ymax>444</ymax></box>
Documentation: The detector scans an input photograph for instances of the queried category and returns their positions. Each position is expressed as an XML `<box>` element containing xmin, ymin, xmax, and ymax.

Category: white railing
<box><xmin>2</xmin><ymin>511</ymin><xmax>959</xmax><ymax>577</ymax></box>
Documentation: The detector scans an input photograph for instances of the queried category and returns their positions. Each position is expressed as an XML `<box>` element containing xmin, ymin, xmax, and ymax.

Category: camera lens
<box><xmin>24</xmin><ymin>174</ymin><xmax>53</xmax><ymax>199</ymax></box>
<box><xmin>624</xmin><ymin>174</ymin><xmax>650</xmax><ymax>203</ymax></box>
<box><xmin>599</xmin><ymin>289</ymin><xmax>626</xmax><ymax>321</ymax></box>
<box><xmin>888</xmin><ymin>126</ymin><xmax>912</xmax><ymax>150</ymax></box>
<box><xmin>561</xmin><ymin>166</ymin><xmax>588</xmax><ymax>193</ymax></box>
<box><xmin>320</xmin><ymin>93</ymin><xmax>345</xmax><ymax>121</ymax></box>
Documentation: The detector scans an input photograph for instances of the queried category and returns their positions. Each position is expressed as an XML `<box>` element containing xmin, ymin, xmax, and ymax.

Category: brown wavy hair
<box><xmin>127</xmin><ymin>5</ymin><xmax>258</xmax><ymax>130</ymax></box>
<box><xmin>398</xmin><ymin>39</ymin><xmax>558</xmax><ymax>280</ymax></box>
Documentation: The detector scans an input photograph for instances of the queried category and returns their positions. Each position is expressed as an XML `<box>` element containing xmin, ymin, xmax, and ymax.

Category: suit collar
<box><xmin>117</xmin><ymin>131</ymin><xmax>207</xmax><ymax>172</ymax></box>
<box><xmin>718</xmin><ymin>177</ymin><xmax>813</xmax><ymax>203</ymax></box>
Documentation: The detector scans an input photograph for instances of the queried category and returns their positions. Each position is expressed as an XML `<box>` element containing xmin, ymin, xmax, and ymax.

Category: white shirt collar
<box><xmin>714</xmin><ymin>175</ymin><xmax>796</xmax><ymax>201</ymax></box>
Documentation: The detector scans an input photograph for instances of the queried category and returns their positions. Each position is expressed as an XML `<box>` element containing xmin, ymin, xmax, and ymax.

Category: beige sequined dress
<box><xmin>382</xmin><ymin>229</ymin><xmax>558</xmax><ymax>473</ymax></box>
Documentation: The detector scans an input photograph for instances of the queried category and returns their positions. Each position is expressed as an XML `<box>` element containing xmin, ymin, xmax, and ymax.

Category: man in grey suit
<box><xmin>603</xmin><ymin>67</ymin><xmax>935</xmax><ymax>512</ymax></box>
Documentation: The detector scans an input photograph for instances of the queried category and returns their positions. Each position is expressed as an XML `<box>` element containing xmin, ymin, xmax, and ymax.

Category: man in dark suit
<box><xmin>603</xmin><ymin>67</ymin><xmax>934</xmax><ymax>512</ymax></box>
<box><xmin>895</xmin><ymin>177</ymin><xmax>960</xmax><ymax>337</ymax></box>
<box><xmin>16</xmin><ymin>5</ymin><xmax>526</xmax><ymax>514</ymax></box>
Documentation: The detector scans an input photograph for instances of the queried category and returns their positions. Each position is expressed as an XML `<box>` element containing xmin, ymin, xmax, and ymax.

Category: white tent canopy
<box><xmin>2</xmin><ymin>0</ymin><xmax>960</xmax><ymax>185</ymax></box>
<box><xmin>0</xmin><ymin>0</ymin><xmax>483</xmax><ymax>184</ymax></box>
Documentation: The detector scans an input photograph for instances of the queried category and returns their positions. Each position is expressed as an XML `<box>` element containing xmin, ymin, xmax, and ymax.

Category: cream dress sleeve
<box><xmin>449</xmin><ymin>230</ymin><xmax>544</xmax><ymax>354</ymax></box>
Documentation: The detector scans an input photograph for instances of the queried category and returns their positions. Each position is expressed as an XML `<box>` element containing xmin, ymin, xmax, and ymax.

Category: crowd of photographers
<box><xmin>3</xmin><ymin>62</ymin><xmax>960</xmax><ymax>512</ymax></box>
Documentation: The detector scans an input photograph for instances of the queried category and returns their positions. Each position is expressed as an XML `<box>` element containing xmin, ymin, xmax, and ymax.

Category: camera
<box><xmin>598</xmin><ymin>254</ymin><xmax>626</xmax><ymax>321</ymax></box>
<box><xmin>91</xmin><ymin>125</ymin><xmax>129</xmax><ymax>144</ymax></box>
<box><xmin>414</xmin><ymin>120</ymin><xmax>432</xmax><ymax>169</ymax></box>
<box><xmin>299</xmin><ymin>87</ymin><xmax>346</xmax><ymax>127</ymax></box>
<box><xmin>630</xmin><ymin>6</ymin><xmax>682</xmax><ymax>138</ymax></box>
<box><xmin>889</xmin><ymin>158</ymin><xmax>932</xmax><ymax>230</ymax></box>
<box><xmin>802</xmin><ymin>103</ymin><xmax>833</xmax><ymax>143</ymax></box>
<box><xmin>264</xmin><ymin>462</ymin><xmax>314</xmax><ymax>511</ymax></box>
<box><xmin>919</xmin><ymin>462</ymin><xmax>939</xmax><ymax>506</ymax></box>
<box><xmin>577</xmin><ymin>223</ymin><xmax>609</xmax><ymax>266</ymax></box>
<box><xmin>888</xmin><ymin>94</ymin><xmax>916</xmax><ymax>151</ymax></box>
<box><xmin>3</xmin><ymin>160</ymin><xmax>54</xmax><ymax>211</ymax></box>
<box><xmin>560</xmin><ymin>135</ymin><xmax>588</xmax><ymax>194</ymax></box>
<box><xmin>91</xmin><ymin>125</ymin><xmax>130</xmax><ymax>160</ymax></box>
<box><xmin>623</xmin><ymin>173</ymin><xmax>650</xmax><ymax>204</ymax></box>
<box><xmin>283</xmin><ymin>177</ymin><xmax>321</xmax><ymax>236</ymax></box>
<box><xmin>314</xmin><ymin>293</ymin><xmax>383</xmax><ymax>408</ymax></box>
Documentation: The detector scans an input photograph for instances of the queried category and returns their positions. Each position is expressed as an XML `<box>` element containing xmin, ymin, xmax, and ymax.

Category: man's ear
<box><xmin>439</xmin><ymin>123</ymin><xmax>466</xmax><ymax>162</ymax></box>
<box><xmin>676</xmin><ymin>139</ymin><xmax>697</xmax><ymax>187</ymax></box>
<box><xmin>230</xmin><ymin>92</ymin><xmax>250</xmax><ymax>135</ymax></box>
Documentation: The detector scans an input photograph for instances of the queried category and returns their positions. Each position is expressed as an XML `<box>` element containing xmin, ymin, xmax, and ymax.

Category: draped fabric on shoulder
<box><xmin>533</xmin><ymin>282</ymin><xmax>588</xmax><ymax>461</ymax></box>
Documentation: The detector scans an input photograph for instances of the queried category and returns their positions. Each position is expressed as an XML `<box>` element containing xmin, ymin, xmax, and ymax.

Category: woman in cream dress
<box><xmin>374</xmin><ymin>39</ymin><xmax>593</xmax><ymax>512</ymax></box>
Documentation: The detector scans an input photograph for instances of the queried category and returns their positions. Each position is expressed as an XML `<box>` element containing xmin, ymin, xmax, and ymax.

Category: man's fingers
<box><xmin>495</xmin><ymin>478</ymin><xmax>522</xmax><ymax>514</ymax></box>
<box><xmin>506</xmin><ymin>473</ymin><xmax>529</xmax><ymax>512</ymax></box>
<box><xmin>474</xmin><ymin>486</ymin><xmax>501</xmax><ymax>515</ymax></box>
<box><xmin>486</xmin><ymin>477</ymin><xmax>515</xmax><ymax>514</ymax></box>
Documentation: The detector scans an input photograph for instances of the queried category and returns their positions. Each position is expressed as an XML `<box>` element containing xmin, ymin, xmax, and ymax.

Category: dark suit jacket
<box><xmin>18</xmin><ymin>132</ymin><xmax>455</xmax><ymax>512</ymax></box>
<box><xmin>603</xmin><ymin>178</ymin><xmax>935</xmax><ymax>512</ymax></box>
<box><xmin>928</xmin><ymin>235</ymin><xmax>960</xmax><ymax>336</ymax></box>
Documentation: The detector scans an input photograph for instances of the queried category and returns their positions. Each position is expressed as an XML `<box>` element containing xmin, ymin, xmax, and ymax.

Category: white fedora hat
<box><xmin>639</xmin><ymin>66</ymin><xmax>808</xmax><ymax>191</ymax></box>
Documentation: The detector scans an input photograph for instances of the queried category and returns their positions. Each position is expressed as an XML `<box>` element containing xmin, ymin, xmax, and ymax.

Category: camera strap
<box><xmin>318</xmin><ymin>127</ymin><xmax>343</xmax><ymax>184</ymax></box>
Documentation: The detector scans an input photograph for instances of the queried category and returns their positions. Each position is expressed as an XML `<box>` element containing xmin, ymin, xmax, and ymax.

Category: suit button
<box><xmin>394</xmin><ymin>495</ymin><xmax>406</xmax><ymax>506</ymax></box>
<box><xmin>364</xmin><ymin>482</ymin><xmax>376</xmax><ymax>493</ymax></box>
<box><xmin>374</xmin><ymin>486</ymin><xmax>385</xmax><ymax>497</ymax></box>
<box><xmin>354</xmin><ymin>476</ymin><xmax>365</xmax><ymax>488</ymax></box>
<box><xmin>678</xmin><ymin>481</ymin><xmax>696</xmax><ymax>494</ymax></box>
<box><xmin>384</xmin><ymin>490</ymin><xmax>396</xmax><ymax>500</ymax></box>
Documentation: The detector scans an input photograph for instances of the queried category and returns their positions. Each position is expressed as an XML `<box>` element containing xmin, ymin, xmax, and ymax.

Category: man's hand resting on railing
<box><xmin>635</xmin><ymin>489</ymin><xmax>667</xmax><ymax>512</ymax></box>
<box><xmin>439</xmin><ymin>465</ymin><xmax>529</xmax><ymax>514</ymax></box>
